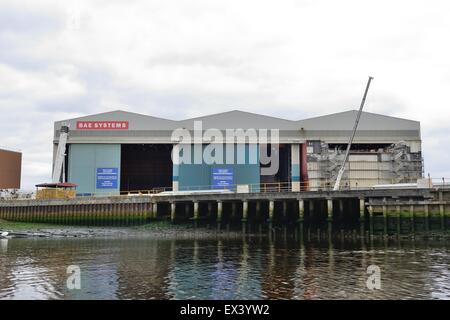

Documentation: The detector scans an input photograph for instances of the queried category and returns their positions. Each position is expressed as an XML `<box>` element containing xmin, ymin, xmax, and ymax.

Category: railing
<box><xmin>105</xmin><ymin>181</ymin><xmax>311</xmax><ymax>197</ymax></box>
<box><xmin>117</xmin><ymin>181</ymin><xmax>305</xmax><ymax>196</ymax></box>
<box><xmin>12</xmin><ymin>179</ymin><xmax>409</xmax><ymax>199</ymax></box>
<box><xmin>3</xmin><ymin>178</ymin><xmax>450</xmax><ymax>201</ymax></box>
<box><xmin>70</xmin><ymin>178</ymin><xmax>450</xmax><ymax>198</ymax></box>
<box><xmin>431</xmin><ymin>177</ymin><xmax>450</xmax><ymax>189</ymax></box>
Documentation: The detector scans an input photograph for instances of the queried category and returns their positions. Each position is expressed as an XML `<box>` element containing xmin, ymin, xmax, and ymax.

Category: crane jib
<box><xmin>333</xmin><ymin>76</ymin><xmax>374</xmax><ymax>191</ymax></box>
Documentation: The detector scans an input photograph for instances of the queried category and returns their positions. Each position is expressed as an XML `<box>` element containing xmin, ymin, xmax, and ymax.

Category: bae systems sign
<box><xmin>76</xmin><ymin>121</ymin><xmax>129</xmax><ymax>130</ymax></box>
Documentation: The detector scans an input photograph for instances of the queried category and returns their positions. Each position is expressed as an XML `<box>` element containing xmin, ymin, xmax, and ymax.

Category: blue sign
<box><xmin>212</xmin><ymin>167</ymin><xmax>234</xmax><ymax>189</ymax></box>
<box><xmin>96</xmin><ymin>168</ymin><xmax>118</xmax><ymax>189</ymax></box>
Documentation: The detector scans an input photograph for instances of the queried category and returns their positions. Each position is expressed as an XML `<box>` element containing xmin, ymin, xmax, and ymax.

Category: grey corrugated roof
<box><xmin>55</xmin><ymin>109</ymin><xmax>420</xmax><ymax>131</ymax></box>
<box><xmin>178</xmin><ymin>110</ymin><xmax>298</xmax><ymax>129</ymax></box>
<box><xmin>297</xmin><ymin>110</ymin><xmax>419</xmax><ymax>131</ymax></box>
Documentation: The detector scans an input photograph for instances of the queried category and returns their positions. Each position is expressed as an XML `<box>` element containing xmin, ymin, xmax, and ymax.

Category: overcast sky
<box><xmin>1</xmin><ymin>0</ymin><xmax>450</xmax><ymax>190</ymax></box>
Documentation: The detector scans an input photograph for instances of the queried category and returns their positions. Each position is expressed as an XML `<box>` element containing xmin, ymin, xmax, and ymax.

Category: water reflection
<box><xmin>0</xmin><ymin>236</ymin><xmax>449</xmax><ymax>300</ymax></box>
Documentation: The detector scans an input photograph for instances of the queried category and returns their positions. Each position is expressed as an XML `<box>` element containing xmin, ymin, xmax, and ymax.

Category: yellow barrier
<box><xmin>36</xmin><ymin>188</ymin><xmax>77</xmax><ymax>200</ymax></box>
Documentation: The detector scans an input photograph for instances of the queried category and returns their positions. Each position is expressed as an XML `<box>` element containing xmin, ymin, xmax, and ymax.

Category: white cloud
<box><xmin>0</xmin><ymin>63</ymin><xmax>85</xmax><ymax>101</ymax></box>
<box><xmin>1</xmin><ymin>0</ymin><xmax>450</xmax><ymax>188</ymax></box>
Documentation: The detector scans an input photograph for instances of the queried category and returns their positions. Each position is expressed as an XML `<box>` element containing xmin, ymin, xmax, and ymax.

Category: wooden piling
<box><xmin>242</xmin><ymin>200</ymin><xmax>248</xmax><ymax>233</ymax></box>
<box><xmin>217</xmin><ymin>201</ymin><xmax>223</xmax><ymax>223</ymax></box>
<box><xmin>171</xmin><ymin>202</ymin><xmax>176</xmax><ymax>223</ymax></box>
<box><xmin>327</xmin><ymin>199</ymin><xmax>333</xmax><ymax>222</ymax></box>
<box><xmin>193</xmin><ymin>201</ymin><xmax>199</xmax><ymax>221</ymax></box>
<box><xmin>268</xmin><ymin>200</ymin><xmax>274</xmax><ymax>223</ymax></box>
<box><xmin>359</xmin><ymin>198</ymin><xmax>365</xmax><ymax>221</ymax></box>
<box><xmin>242</xmin><ymin>200</ymin><xmax>248</xmax><ymax>222</ymax></box>
<box><xmin>140</xmin><ymin>203</ymin><xmax>146</xmax><ymax>223</ymax></box>
<box><xmin>152</xmin><ymin>202</ymin><xmax>157</xmax><ymax>219</ymax></box>
<box><xmin>298</xmin><ymin>200</ymin><xmax>304</xmax><ymax>223</ymax></box>
<box><xmin>359</xmin><ymin>198</ymin><xmax>365</xmax><ymax>238</ymax></box>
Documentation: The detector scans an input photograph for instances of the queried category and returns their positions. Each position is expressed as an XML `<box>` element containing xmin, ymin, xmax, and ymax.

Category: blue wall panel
<box><xmin>68</xmin><ymin>144</ymin><xmax>121</xmax><ymax>195</ymax></box>
<box><xmin>177</xmin><ymin>144</ymin><xmax>260</xmax><ymax>191</ymax></box>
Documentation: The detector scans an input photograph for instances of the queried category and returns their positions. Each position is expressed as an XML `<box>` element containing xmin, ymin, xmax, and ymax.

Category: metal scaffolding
<box><xmin>306</xmin><ymin>141</ymin><xmax>424</xmax><ymax>190</ymax></box>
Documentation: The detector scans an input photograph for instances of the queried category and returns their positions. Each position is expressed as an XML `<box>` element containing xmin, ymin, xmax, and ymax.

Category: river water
<box><xmin>0</xmin><ymin>235</ymin><xmax>449</xmax><ymax>300</ymax></box>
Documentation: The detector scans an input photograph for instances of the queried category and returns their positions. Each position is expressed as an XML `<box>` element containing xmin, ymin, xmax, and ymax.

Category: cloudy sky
<box><xmin>1</xmin><ymin>0</ymin><xmax>449</xmax><ymax>190</ymax></box>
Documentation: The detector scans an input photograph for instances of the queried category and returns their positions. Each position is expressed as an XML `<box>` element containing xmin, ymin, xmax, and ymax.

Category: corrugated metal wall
<box><xmin>68</xmin><ymin>144</ymin><xmax>121</xmax><ymax>195</ymax></box>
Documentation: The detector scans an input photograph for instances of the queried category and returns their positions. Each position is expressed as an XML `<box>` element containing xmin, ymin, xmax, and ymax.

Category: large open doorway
<box><xmin>120</xmin><ymin>144</ymin><xmax>173</xmax><ymax>192</ymax></box>
<box><xmin>260</xmin><ymin>144</ymin><xmax>291</xmax><ymax>185</ymax></box>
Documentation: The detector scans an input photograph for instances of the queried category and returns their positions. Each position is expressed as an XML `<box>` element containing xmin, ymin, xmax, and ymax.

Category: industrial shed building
<box><xmin>0</xmin><ymin>148</ymin><xmax>22</xmax><ymax>189</ymax></box>
<box><xmin>53</xmin><ymin>110</ymin><xmax>423</xmax><ymax>195</ymax></box>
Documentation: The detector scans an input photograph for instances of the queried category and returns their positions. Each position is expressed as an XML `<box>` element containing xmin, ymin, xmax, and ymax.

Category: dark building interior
<box><xmin>260</xmin><ymin>144</ymin><xmax>291</xmax><ymax>185</ymax></box>
<box><xmin>120</xmin><ymin>144</ymin><xmax>173</xmax><ymax>192</ymax></box>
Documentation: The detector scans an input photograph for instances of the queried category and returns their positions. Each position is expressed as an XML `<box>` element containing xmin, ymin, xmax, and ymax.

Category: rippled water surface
<box><xmin>0</xmin><ymin>236</ymin><xmax>449</xmax><ymax>299</ymax></box>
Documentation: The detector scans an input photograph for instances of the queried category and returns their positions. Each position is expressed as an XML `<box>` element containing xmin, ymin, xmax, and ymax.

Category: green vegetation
<box><xmin>0</xmin><ymin>219</ymin><xmax>64</xmax><ymax>231</ymax></box>
<box><xmin>0</xmin><ymin>218</ymin><xmax>194</xmax><ymax>232</ymax></box>
<box><xmin>133</xmin><ymin>220</ymin><xmax>195</xmax><ymax>231</ymax></box>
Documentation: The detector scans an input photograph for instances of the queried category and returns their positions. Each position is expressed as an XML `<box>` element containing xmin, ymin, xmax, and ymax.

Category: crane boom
<box><xmin>52</xmin><ymin>124</ymin><xmax>69</xmax><ymax>183</ymax></box>
<box><xmin>333</xmin><ymin>76</ymin><xmax>374</xmax><ymax>191</ymax></box>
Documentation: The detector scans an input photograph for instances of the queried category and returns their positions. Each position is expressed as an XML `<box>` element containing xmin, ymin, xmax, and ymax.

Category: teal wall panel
<box><xmin>291</xmin><ymin>164</ymin><xmax>300</xmax><ymax>182</ymax></box>
<box><xmin>68</xmin><ymin>144</ymin><xmax>121</xmax><ymax>195</ymax></box>
<box><xmin>177</xmin><ymin>144</ymin><xmax>260</xmax><ymax>190</ymax></box>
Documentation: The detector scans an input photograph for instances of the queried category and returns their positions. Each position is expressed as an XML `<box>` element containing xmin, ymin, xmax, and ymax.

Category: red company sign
<box><xmin>76</xmin><ymin>121</ymin><xmax>129</xmax><ymax>130</ymax></box>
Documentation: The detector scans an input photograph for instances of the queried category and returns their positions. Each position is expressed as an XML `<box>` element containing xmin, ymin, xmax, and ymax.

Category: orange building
<box><xmin>0</xmin><ymin>148</ymin><xmax>22</xmax><ymax>189</ymax></box>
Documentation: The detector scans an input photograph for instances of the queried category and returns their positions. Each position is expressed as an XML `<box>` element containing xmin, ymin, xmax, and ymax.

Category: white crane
<box><xmin>52</xmin><ymin>124</ymin><xmax>69</xmax><ymax>183</ymax></box>
<box><xmin>333</xmin><ymin>76</ymin><xmax>374</xmax><ymax>191</ymax></box>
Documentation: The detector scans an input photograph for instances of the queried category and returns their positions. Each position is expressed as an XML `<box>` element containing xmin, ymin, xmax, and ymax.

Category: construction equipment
<box><xmin>35</xmin><ymin>123</ymin><xmax>77</xmax><ymax>199</ymax></box>
<box><xmin>333</xmin><ymin>76</ymin><xmax>374</xmax><ymax>191</ymax></box>
<box><xmin>52</xmin><ymin>123</ymin><xmax>69</xmax><ymax>183</ymax></box>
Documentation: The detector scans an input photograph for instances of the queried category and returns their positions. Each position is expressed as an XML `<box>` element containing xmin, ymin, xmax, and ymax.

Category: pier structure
<box><xmin>1</xmin><ymin>188</ymin><xmax>449</xmax><ymax>237</ymax></box>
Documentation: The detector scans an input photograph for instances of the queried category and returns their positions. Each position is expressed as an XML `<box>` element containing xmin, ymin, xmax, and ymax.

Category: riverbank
<box><xmin>0</xmin><ymin>219</ymin><xmax>244</xmax><ymax>239</ymax></box>
<box><xmin>1</xmin><ymin>219</ymin><xmax>449</xmax><ymax>240</ymax></box>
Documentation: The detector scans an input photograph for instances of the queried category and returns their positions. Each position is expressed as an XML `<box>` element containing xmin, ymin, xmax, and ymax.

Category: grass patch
<box><xmin>0</xmin><ymin>219</ymin><xmax>64</xmax><ymax>231</ymax></box>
